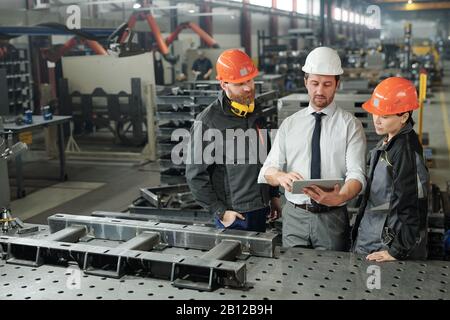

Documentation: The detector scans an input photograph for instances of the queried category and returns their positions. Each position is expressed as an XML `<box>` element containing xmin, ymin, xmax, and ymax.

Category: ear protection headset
<box><xmin>230</xmin><ymin>101</ymin><xmax>255</xmax><ymax>118</ymax></box>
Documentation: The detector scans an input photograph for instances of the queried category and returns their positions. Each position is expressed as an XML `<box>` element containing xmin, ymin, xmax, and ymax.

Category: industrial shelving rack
<box><xmin>155</xmin><ymin>93</ymin><xmax>217</xmax><ymax>185</ymax></box>
<box><xmin>155</xmin><ymin>90</ymin><xmax>278</xmax><ymax>186</ymax></box>
<box><xmin>0</xmin><ymin>47</ymin><xmax>33</xmax><ymax>116</ymax></box>
<box><xmin>257</xmin><ymin>29</ymin><xmax>316</xmax><ymax>92</ymax></box>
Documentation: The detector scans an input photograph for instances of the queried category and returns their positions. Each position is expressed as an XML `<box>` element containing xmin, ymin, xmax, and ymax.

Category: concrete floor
<box><xmin>8</xmin><ymin>157</ymin><xmax>160</xmax><ymax>224</ymax></box>
<box><xmin>4</xmin><ymin>63</ymin><xmax>450</xmax><ymax>223</ymax></box>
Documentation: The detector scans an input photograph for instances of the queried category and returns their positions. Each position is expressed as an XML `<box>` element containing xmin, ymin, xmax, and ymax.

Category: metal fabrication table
<box><xmin>3</xmin><ymin>115</ymin><xmax>72</xmax><ymax>198</ymax></box>
<box><xmin>0</xmin><ymin>222</ymin><xmax>448</xmax><ymax>300</ymax></box>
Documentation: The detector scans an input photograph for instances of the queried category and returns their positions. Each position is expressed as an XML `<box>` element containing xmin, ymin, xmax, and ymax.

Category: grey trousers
<box><xmin>282</xmin><ymin>201</ymin><xmax>350</xmax><ymax>251</ymax></box>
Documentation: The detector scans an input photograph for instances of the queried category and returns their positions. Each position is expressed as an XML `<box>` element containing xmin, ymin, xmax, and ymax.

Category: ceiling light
<box><xmin>133</xmin><ymin>3</ymin><xmax>141</xmax><ymax>9</ymax></box>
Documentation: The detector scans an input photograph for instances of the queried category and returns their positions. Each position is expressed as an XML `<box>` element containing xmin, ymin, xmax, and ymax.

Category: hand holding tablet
<box><xmin>291</xmin><ymin>179</ymin><xmax>344</xmax><ymax>194</ymax></box>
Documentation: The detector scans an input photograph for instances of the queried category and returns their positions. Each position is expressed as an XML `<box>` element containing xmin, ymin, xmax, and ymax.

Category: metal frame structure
<box><xmin>59</xmin><ymin>77</ymin><xmax>146</xmax><ymax>146</ymax></box>
<box><xmin>0</xmin><ymin>214</ymin><xmax>278</xmax><ymax>291</ymax></box>
<box><xmin>46</xmin><ymin>214</ymin><xmax>277</xmax><ymax>258</ymax></box>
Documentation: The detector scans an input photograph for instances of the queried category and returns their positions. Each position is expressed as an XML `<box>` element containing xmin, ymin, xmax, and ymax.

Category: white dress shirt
<box><xmin>258</xmin><ymin>101</ymin><xmax>367</xmax><ymax>204</ymax></box>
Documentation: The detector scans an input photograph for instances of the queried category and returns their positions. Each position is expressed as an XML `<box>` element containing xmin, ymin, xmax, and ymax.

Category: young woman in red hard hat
<box><xmin>351</xmin><ymin>77</ymin><xmax>429</xmax><ymax>262</ymax></box>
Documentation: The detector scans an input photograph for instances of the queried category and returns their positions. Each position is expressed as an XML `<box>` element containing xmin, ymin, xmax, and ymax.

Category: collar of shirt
<box><xmin>374</xmin><ymin>122</ymin><xmax>414</xmax><ymax>151</ymax></box>
<box><xmin>220</xmin><ymin>91</ymin><xmax>236</xmax><ymax>118</ymax></box>
<box><xmin>304</xmin><ymin>100</ymin><xmax>337</xmax><ymax>118</ymax></box>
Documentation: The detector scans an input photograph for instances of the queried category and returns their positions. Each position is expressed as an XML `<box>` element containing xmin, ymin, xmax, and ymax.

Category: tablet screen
<box><xmin>291</xmin><ymin>179</ymin><xmax>344</xmax><ymax>194</ymax></box>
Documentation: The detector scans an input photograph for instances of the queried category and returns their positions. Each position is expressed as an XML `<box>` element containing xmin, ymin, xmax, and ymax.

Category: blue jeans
<box><xmin>215</xmin><ymin>207</ymin><xmax>269</xmax><ymax>232</ymax></box>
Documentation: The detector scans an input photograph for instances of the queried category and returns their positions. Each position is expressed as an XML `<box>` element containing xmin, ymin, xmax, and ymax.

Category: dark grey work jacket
<box><xmin>351</xmin><ymin>123</ymin><xmax>429</xmax><ymax>260</ymax></box>
<box><xmin>185</xmin><ymin>92</ymin><xmax>276</xmax><ymax>217</ymax></box>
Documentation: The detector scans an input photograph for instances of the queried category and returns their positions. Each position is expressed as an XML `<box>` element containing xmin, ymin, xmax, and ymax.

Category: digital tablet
<box><xmin>292</xmin><ymin>179</ymin><xmax>345</xmax><ymax>194</ymax></box>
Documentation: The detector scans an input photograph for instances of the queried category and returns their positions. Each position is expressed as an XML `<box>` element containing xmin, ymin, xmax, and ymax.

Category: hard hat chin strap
<box><xmin>230</xmin><ymin>101</ymin><xmax>255</xmax><ymax>118</ymax></box>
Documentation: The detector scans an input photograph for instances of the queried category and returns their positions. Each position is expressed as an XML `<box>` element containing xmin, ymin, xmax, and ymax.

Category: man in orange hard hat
<box><xmin>186</xmin><ymin>49</ymin><xmax>281</xmax><ymax>232</ymax></box>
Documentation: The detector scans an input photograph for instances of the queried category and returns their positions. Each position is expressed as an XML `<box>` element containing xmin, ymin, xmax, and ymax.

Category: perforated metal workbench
<box><xmin>0</xmin><ymin>223</ymin><xmax>449</xmax><ymax>300</ymax></box>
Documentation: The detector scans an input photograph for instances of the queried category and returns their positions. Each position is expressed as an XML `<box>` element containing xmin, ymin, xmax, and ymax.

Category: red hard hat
<box><xmin>216</xmin><ymin>49</ymin><xmax>258</xmax><ymax>83</ymax></box>
<box><xmin>363</xmin><ymin>77</ymin><xmax>419</xmax><ymax>115</ymax></box>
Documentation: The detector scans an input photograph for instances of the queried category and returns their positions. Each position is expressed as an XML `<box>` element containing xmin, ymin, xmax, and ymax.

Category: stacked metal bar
<box><xmin>277</xmin><ymin>93</ymin><xmax>379</xmax><ymax>150</ymax></box>
<box><xmin>124</xmin><ymin>184</ymin><xmax>212</xmax><ymax>225</ymax></box>
<box><xmin>156</xmin><ymin>93</ymin><xmax>218</xmax><ymax>185</ymax></box>
<box><xmin>0</xmin><ymin>48</ymin><xmax>32</xmax><ymax>116</ymax></box>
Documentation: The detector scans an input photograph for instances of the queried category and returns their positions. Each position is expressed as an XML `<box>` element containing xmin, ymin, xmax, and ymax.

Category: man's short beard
<box><xmin>228</xmin><ymin>90</ymin><xmax>255</xmax><ymax>105</ymax></box>
<box><xmin>312</xmin><ymin>93</ymin><xmax>335</xmax><ymax>109</ymax></box>
<box><xmin>313</xmin><ymin>98</ymin><xmax>330</xmax><ymax>108</ymax></box>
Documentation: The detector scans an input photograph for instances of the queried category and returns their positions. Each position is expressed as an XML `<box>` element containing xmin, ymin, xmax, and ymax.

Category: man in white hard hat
<box><xmin>258</xmin><ymin>47</ymin><xmax>367</xmax><ymax>251</ymax></box>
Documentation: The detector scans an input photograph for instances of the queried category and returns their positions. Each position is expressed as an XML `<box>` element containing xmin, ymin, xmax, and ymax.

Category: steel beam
<box><xmin>373</xmin><ymin>0</ymin><xmax>409</xmax><ymax>2</ymax></box>
<box><xmin>46</xmin><ymin>225</ymin><xmax>87</xmax><ymax>242</ymax></box>
<box><xmin>170</xmin><ymin>0</ymin><xmax>316</xmax><ymax>19</ymax></box>
<box><xmin>269</xmin><ymin>0</ymin><xmax>279</xmax><ymax>45</ymax></box>
<box><xmin>199</xmin><ymin>0</ymin><xmax>213</xmax><ymax>48</ymax></box>
<box><xmin>92</xmin><ymin>211</ymin><xmax>214</xmax><ymax>226</ymax></box>
<box><xmin>320</xmin><ymin>0</ymin><xmax>325</xmax><ymax>45</ymax></box>
<box><xmin>115</xmin><ymin>231</ymin><xmax>160</xmax><ymax>251</ymax></box>
<box><xmin>241</xmin><ymin>0</ymin><xmax>252</xmax><ymax>55</ymax></box>
<box><xmin>382</xmin><ymin>2</ymin><xmax>450</xmax><ymax>11</ymax></box>
<box><xmin>201</xmin><ymin>240</ymin><xmax>242</xmax><ymax>261</ymax></box>
<box><xmin>0</xmin><ymin>26</ymin><xmax>115</xmax><ymax>37</ymax></box>
<box><xmin>290</xmin><ymin>0</ymin><xmax>299</xmax><ymax>50</ymax></box>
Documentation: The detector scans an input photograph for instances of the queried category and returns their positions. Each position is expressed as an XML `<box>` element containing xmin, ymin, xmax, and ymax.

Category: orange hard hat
<box><xmin>216</xmin><ymin>49</ymin><xmax>258</xmax><ymax>83</ymax></box>
<box><xmin>363</xmin><ymin>77</ymin><xmax>419</xmax><ymax>116</ymax></box>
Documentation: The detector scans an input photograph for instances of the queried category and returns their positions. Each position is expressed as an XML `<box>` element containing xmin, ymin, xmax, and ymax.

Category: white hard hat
<box><xmin>302</xmin><ymin>47</ymin><xmax>344</xmax><ymax>76</ymax></box>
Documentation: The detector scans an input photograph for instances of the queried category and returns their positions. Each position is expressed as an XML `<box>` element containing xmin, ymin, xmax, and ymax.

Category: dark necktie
<box><xmin>311</xmin><ymin>112</ymin><xmax>325</xmax><ymax>179</ymax></box>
